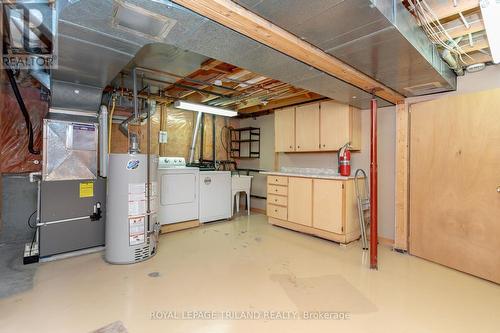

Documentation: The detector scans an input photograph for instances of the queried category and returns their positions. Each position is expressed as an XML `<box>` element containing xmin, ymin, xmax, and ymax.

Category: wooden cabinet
<box><xmin>295</xmin><ymin>103</ymin><xmax>320</xmax><ymax>151</ymax></box>
<box><xmin>266</xmin><ymin>175</ymin><xmax>289</xmax><ymax>221</ymax></box>
<box><xmin>287</xmin><ymin>177</ymin><xmax>313</xmax><ymax>226</ymax></box>
<box><xmin>266</xmin><ymin>175</ymin><xmax>360</xmax><ymax>244</ymax></box>
<box><xmin>312</xmin><ymin>179</ymin><xmax>343</xmax><ymax>233</ymax></box>
<box><xmin>320</xmin><ymin>101</ymin><xmax>361</xmax><ymax>151</ymax></box>
<box><xmin>267</xmin><ymin>175</ymin><xmax>288</xmax><ymax>186</ymax></box>
<box><xmin>274</xmin><ymin>100</ymin><xmax>361</xmax><ymax>153</ymax></box>
<box><xmin>274</xmin><ymin>107</ymin><xmax>295</xmax><ymax>152</ymax></box>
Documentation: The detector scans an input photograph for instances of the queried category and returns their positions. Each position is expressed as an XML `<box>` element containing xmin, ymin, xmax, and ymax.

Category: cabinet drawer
<box><xmin>268</xmin><ymin>184</ymin><xmax>288</xmax><ymax>196</ymax></box>
<box><xmin>267</xmin><ymin>204</ymin><xmax>287</xmax><ymax>220</ymax></box>
<box><xmin>267</xmin><ymin>176</ymin><xmax>288</xmax><ymax>186</ymax></box>
<box><xmin>268</xmin><ymin>194</ymin><xmax>287</xmax><ymax>206</ymax></box>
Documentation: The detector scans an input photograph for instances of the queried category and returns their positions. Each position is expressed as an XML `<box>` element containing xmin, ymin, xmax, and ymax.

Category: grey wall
<box><xmin>0</xmin><ymin>174</ymin><xmax>38</xmax><ymax>244</ymax></box>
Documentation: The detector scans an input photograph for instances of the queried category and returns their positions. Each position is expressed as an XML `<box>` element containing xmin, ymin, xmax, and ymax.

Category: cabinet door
<box><xmin>319</xmin><ymin>100</ymin><xmax>350</xmax><ymax>150</ymax></box>
<box><xmin>287</xmin><ymin>177</ymin><xmax>313</xmax><ymax>226</ymax></box>
<box><xmin>348</xmin><ymin>106</ymin><xmax>361</xmax><ymax>150</ymax></box>
<box><xmin>274</xmin><ymin>107</ymin><xmax>295</xmax><ymax>152</ymax></box>
<box><xmin>295</xmin><ymin>103</ymin><xmax>320</xmax><ymax>151</ymax></box>
<box><xmin>312</xmin><ymin>179</ymin><xmax>344</xmax><ymax>234</ymax></box>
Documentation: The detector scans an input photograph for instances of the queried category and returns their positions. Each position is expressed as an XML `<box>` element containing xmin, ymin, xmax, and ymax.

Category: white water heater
<box><xmin>105</xmin><ymin>153</ymin><xmax>159</xmax><ymax>264</ymax></box>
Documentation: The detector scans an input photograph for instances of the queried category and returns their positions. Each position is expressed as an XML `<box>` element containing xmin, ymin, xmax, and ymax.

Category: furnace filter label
<box><xmin>79</xmin><ymin>182</ymin><xmax>94</xmax><ymax>198</ymax></box>
<box><xmin>129</xmin><ymin>216</ymin><xmax>145</xmax><ymax>246</ymax></box>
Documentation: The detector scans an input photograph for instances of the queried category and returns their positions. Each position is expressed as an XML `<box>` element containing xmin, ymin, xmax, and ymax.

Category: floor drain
<box><xmin>148</xmin><ymin>272</ymin><xmax>160</xmax><ymax>278</ymax></box>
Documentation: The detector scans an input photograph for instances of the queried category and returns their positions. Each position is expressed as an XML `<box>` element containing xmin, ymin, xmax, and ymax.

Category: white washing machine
<box><xmin>158</xmin><ymin>157</ymin><xmax>199</xmax><ymax>225</ymax></box>
<box><xmin>199</xmin><ymin>171</ymin><xmax>232</xmax><ymax>223</ymax></box>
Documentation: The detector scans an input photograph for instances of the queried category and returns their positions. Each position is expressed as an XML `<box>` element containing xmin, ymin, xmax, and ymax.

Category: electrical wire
<box><xmin>29</xmin><ymin>227</ymin><xmax>38</xmax><ymax>256</ymax></box>
<box><xmin>27</xmin><ymin>210</ymin><xmax>37</xmax><ymax>229</ymax></box>
<box><xmin>4</xmin><ymin>67</ymin><xmax>40</xmax><ymax>155</ymax></box>
<box><xmin>409</xmin><ymin>0</ymin><xmax>473</xmax><ymax>66</ymax></box>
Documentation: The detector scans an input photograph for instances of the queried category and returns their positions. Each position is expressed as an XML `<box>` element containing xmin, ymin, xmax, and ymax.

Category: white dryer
<box><xmin>199</xmin><ymin>171</ymin><xmax>232</xmax><ymax>223</ymax></box>
<box><xmin>158</xmin><ymin>157</ymin><xmax>199</xmax><ymax>225</ymax></box>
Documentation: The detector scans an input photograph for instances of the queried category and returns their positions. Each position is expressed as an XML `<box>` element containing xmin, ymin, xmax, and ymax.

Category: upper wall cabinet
<box><xmin>320</xmin><ymin>100</ymin><xmax>361</xmax><ymax>151</ymax></box>
<box><xmin>295</xmin><ymin>103</ymin><xmax>320</xmax><ymax>151</ymax></box>
<box><xmin>274</xmin><ymin>100</ymin><xmax>361</xmax><ymax>153</ymax></box>
<box><xmin>274</xmin><ymin>107</ymin><xmax>295</xmax><ymax>152</ymax></box>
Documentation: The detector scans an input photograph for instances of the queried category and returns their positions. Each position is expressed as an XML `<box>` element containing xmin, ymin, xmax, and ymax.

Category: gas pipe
<box><xmin>338</xmin><ymin>143</ymin><xmax>351</xmax><ymax>176</ymax></box>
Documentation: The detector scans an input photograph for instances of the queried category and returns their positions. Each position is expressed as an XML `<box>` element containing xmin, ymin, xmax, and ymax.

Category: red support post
<box><xmin>370</xmin><ymin>97</ymin><xmax>378</xmax><ymax>269</ymax></box>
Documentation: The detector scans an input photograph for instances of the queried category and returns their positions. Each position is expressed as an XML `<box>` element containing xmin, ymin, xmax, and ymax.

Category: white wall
<box><xmin>237</xmin><ymin>114</ymin><xmax>275</xmax><ymax>210</ymax></box>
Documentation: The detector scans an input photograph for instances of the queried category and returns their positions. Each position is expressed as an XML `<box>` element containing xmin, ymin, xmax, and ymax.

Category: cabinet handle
<box><xmin>289</xmin><ymin>145</ymin><xmax>293</xmax><ymax>148</ymax></box>
<box><xmin>297</xmin><ymin>145</ymin><xmax>300</xmax><ymax>149</ymax></box>
<box><xmin>497</xmin><ymin>186</ymin><xmax>500</xmax><ymax>193</ymax></box>
<box><xmin>323</xmin><ymin>144</ymin><xmax>325</xmax><ymax>147</ymax></box>
<box><xmin>274</xmin><ymin>199</ymin><xmax>278</xmax><ymax>202</ymax></box>
<box><xmin>274</xmin><ymin>209</ymin><xmax>278</xmax><ymax>212</ymax></box>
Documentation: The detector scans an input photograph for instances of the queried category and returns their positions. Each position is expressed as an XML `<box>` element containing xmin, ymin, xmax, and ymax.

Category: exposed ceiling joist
<box><xmin>421</xmin><ymin>0</ymin><xmax>479</xmax><ymax>22</ymax></box>
<box><xmin>438</xmin><ymin>19</ymin><xmax>484</xmax><ymax>39</ymax></box>
<box><xmin>238</xmin><ymin>92</ymin><xmax>324</xmax><ymax>113</ymax></box>
<box><xmin>172</xmin><ymin>0</ymin><xmax>405</xmax><ymax>104</ymax></box>
<box><xmin>463</xmin><ymin>51</ymin><xmax>492</xmax><ymax>65</ymax></box>
<box><xmin>459</xmin><ymin>38</ymin><xmax>489</xmax><ymax>53</ymax></box>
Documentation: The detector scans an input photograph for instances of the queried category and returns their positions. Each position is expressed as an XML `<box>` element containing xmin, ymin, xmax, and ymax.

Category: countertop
<box><xmin>260</xmin><ymin>171</ymin><xmax>356</xmax><ymax>180</ymax></box>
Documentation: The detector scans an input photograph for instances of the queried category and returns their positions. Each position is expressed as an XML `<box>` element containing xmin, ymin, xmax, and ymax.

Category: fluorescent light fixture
<box><xmin>480</xmin><ymin>0</ymin><xmax>500</xmax><ymax>64</ymax></box>
<box><xmin>173</xmin><ymin>100</ymin><xmax>238</xmax><ymax>117</ymax></box>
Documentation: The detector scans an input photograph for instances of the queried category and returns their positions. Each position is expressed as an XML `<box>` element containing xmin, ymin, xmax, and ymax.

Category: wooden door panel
<box><xmin>288</xmin><ymin>177</ymin><xmax>313</xmax><ymax>226</ymax></box>
<box><xmin>410</xmin><ymin>88</ymin><xmax>500</xmax><ymax>284</ymax></box>
<box><xmin>295</xmin><ymin>103</ymin><xmax>320</xmax><ymax>151</ymax></box>
<box><xmin>275</xmin><ymin>107</ymin><xmax>295</xmax><ymax>152</ymax></box>
<box><xmin>320</xmin><ymin>100</ymin><xmax>349</xmax><ymax>150</ymax></box>
<box><xmin>313</xmin><ymin>179</ymin><xmax>343</xmax><ymax>233</ymax></box>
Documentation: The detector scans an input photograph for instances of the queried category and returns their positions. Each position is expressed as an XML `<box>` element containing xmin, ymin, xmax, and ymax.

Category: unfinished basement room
<box><xmin>1</xmin><ymin>0</ymin><xmax>499</xmax><ymax>332</ymax></box>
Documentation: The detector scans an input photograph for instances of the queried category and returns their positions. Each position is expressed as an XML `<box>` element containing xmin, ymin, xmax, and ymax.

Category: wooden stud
<box><xmin>171</xmin><ymin>0</ymin><xmax>405</xmax><ymax>104</ymax></box>
<box><xmin>394</xmin><ymin>101</ymin><xmax>409</xmax><ymax>252</ymax></box>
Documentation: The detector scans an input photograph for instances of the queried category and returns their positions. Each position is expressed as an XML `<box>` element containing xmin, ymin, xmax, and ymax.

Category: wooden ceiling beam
<box><xmin>237</xmin><ymin>92</ymin><xmax>324</xmax><ymax>113</ymax></box>
<box><xmin>172</xmin><ymin>0</ymin><xmax>404</xmax><ymax>104</ymax></box>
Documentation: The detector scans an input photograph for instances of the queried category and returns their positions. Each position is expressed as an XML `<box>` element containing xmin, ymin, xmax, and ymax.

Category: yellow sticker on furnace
<box><xmin>79</xmin><ymin>182</ymin><xmax>94</xmax><ymax>198</ymax></box>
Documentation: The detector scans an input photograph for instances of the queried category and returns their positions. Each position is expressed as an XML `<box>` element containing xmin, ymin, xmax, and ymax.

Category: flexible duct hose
<box><xmin>108</xmin><ymin>96</ymin><xmax>116</xmax><ymax>153</ymax></box>
<box><xmin>4</xmin><ymin>68</ymin><xmax>40</xmax><ymax>155</ymax></box>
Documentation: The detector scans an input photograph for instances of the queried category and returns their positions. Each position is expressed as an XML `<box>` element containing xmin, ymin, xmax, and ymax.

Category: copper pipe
<box><xmin>370</xmin><ymin>97</ymin><xmax>378</xmax><ymax>269</ymax></box>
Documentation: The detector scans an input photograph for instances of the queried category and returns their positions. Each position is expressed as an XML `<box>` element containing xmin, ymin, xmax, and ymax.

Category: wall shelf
<box><xmin>230</xmin><ymin>127</ymin><xmax>260</xmax><ymax>159</ymax></box>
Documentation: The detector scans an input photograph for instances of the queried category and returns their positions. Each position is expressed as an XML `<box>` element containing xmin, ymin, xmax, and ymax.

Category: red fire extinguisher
<box><xmin>338</xmin><ymin>143</ymin><xmax>351</xmax><ymax>176</ymax></box>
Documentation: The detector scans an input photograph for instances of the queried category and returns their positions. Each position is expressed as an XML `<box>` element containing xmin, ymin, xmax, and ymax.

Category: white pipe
<box><xmin>99</xmin><ymin>105</ymin><xmax>108</xmax><ymax>177</ymax></box>
<box><xmin>189</xmin><ymin>112</ymin><xmax>203</xmax><ymax>164</ymax></box>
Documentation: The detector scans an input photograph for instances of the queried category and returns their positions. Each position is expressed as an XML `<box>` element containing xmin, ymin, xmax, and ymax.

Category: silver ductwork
<box><xmin>52</xmin><ymin>0</ymin><xmax>456</xmax><ymax>111</ymax></box>
<box><xmin>234</xmin><ymin>0</ymin><xmax>457</xmax><ymax>96</ymax></box>
<box><xmin>51</xmin><ymin>80</ymin><xmax>104</xmax><ymax>112</ymax></box>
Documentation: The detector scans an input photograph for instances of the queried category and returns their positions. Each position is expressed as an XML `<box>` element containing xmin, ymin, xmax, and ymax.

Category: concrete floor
<box><xmin>1</xmin><ymin>213</ymin><xmax>499</xmax><ymax>333</ymax></box>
